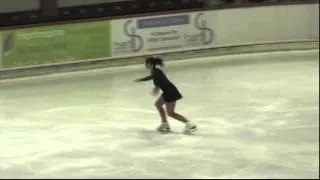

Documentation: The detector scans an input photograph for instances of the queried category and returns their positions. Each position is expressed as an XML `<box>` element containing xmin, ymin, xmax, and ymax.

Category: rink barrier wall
<box><xmin>0</xmin><ymin>2</ymin><xmax>318</xmax><ymax>79</ymax></box>
<box><xmin>0</xmin><ymin>40</ymin><xmax>318</xmax><ymax>80</ymax></box>
<box><xmin>1</xmin><ymin>3</ymin><xmax>318</xmax><ymax>69</ymax></box>
<box><xmin>109</xmin><ymin>3</ymin><xmax>319</xmax><ymax>58</ymax></box>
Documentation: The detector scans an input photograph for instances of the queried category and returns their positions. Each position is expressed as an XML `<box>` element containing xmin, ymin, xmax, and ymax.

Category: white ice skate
<box><xmin>184</xmin><ymin>123</ymin><xmax>198</xmax><ymax>134</ymax></box>
<box><xmin>157</xmin><ymin>122</ymin><xmax>170</xmax><ymax>132</ymax></box>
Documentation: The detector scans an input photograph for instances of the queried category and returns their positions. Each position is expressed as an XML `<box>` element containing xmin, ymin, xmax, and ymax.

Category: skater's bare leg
<box><xmin>166</xmin><ymin>102</ymin><xmax>197</xmax><ymax>133</ymax></box>
<box><xmin>155</xmin><ymin>96</ymin><xmax>167</xmax><ymax>123</ymax></box>
<box><xmin>165</xmin><ymin>102</ymin><xmax>188</xmax><ymax>123</ymax></box>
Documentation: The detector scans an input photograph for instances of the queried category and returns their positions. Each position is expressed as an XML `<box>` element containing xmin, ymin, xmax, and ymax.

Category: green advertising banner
<box><xmin>1</xmin><ymin>21</ymin><xmax>111</xmax><ymax>69</ymax></box>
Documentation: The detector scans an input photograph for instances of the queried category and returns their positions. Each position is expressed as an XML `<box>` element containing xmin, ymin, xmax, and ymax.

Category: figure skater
<box><xmin>134</xmin><ymin>56</ymin><xmax>197</xmax><ymax>133</ymax></box>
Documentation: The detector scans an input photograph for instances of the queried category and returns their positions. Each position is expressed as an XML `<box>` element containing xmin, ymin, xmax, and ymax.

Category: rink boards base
<box><xmin>0</xmin><ymin>40</ymin><xmax>318</xmax><ymax>80</ymax></box>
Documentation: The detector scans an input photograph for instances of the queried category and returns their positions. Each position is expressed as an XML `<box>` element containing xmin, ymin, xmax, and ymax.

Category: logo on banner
<box><xmin>113</xmin><ymin>20</ymin><xmax>144</xmax><ymax>54</ymax></box>
<box><xmin>138</xmin><ymin>15</ymin><xmax>188</xmax><ymax>52</ymax></box>
<box><xmin>184</xmin><ymin>13</ymin><xmax>214</xmax><ymax>46</ymax></box>
<box><xmin>112</xmin><ymin>13</ymin><xmax>213</xmax><ymax>56</ymax></box>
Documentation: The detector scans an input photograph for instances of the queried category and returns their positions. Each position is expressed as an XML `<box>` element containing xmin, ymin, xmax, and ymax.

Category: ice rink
<box><xmin>0</xmin><ymin>50</ymin><xmax>319</xmax><ymax>179</ymax></box>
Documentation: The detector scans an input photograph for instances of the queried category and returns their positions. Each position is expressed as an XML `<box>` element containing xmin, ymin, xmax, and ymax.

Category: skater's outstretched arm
<box><xmin>134</xmin><ymin>75</ymin><xmax>153</xmax><ymax>82</ymax></box>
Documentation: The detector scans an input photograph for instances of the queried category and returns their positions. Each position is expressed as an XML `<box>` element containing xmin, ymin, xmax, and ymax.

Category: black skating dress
<box><xmin>137</xmin><ymin>67</ymin><xmax>182</xmax><ymax>103</ymax></box>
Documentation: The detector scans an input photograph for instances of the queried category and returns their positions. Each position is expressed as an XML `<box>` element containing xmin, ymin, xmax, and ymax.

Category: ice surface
<box><xmin>0</xmin><ymin>50</ymin><xmax>319</xmax><ymax>179</ymax></box>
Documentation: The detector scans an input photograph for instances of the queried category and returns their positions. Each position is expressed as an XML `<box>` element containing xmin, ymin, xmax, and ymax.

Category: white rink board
<box><xmin>110</xmin><ymin>4</ymin><xmax>318</xmax><ymax>58</ymax></box>
<box><xmin>110</xmin><ymin>12</ymin><xmax>215</xmax><ymax>57</ymax></box>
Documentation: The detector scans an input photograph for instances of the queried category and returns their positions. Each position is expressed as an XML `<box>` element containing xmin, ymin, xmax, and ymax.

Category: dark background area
<box><xmin>0</xmin><ymin>0</ymin><xmax>317</xmax><ymax>29</ymax></box>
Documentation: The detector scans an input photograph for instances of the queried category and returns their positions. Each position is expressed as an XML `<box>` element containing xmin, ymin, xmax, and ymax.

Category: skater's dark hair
<box><xmin>145</xmin><ymin>56</ymin><xmax>164</xmax><ymax>68</ymax></box>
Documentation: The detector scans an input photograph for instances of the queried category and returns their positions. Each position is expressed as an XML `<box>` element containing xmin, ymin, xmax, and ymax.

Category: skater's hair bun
<box><xmin>145</xmin><ymin>56</ymin><xmax>164</xmax><ymax>67</ymax></box>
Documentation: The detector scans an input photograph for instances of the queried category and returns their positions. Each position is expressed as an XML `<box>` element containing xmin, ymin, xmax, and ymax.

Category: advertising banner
<box><xmin>110</xmin><ymin>11</ymin><xmax>215</xmax><ymax>57</ymax></box>
<box><xmin>0</xmin><ymin>32</ymin><xmax>3</xmax><ymax>68</ymax></box>
<box><xmin>1</xmin><ymin>21</ymin><xmax>111</xmax><ymax>69</ymax></box>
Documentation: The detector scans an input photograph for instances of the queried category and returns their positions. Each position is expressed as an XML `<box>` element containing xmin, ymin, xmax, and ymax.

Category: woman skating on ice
<box><xmin>134</xmin><ymin>56</ymin><xmax>197</xmax><ymax>134</ymax></box>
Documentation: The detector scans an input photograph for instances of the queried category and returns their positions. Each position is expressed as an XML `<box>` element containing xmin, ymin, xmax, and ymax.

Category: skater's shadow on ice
<box><xmin>132</xmin><ymin>128</ymin><xmax>205</xmax><ymax>140</ymax></box>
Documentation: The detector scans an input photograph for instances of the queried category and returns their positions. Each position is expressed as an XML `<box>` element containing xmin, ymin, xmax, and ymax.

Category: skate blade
<box><xmin>184</xmin><ymin>127</ymin><xmax>198</xmax><ymax>134</ymax></box>
<box><xmin>157</xmin><ymin>129</ymin><xmax>171</xmax><ymax>133</ymax></box>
